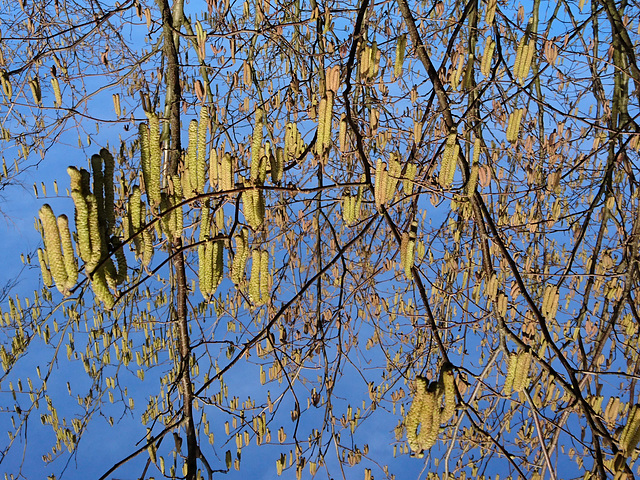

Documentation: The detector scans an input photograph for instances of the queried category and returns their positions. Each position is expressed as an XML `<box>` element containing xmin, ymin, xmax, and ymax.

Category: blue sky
<box><xmin>1</xmin><ymin>0</ymin><xmax>640</xmax><ymax>479</ymax></box>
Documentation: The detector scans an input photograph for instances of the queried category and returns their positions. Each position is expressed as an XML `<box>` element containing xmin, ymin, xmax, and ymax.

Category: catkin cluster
<box><xmin>342</xmin><ymin>177</ymin><xmax>364</xmax><ymax>225</ymax></box>
<box><xmin>284</xmin><ymin>122</ymin><xmax>305</xmax><ymax>163</ymax></box>
<box><xmin>439</xmin><ymin>133</ymin><xmax>459</xmax><ymax>188</ymax></box>
<box><xmin>620</xmin><ymin>404</ymin><xmax>640</xmax><ymax>456</ymax></box>
<box><xmin>514</xmin><ymin>35</ymin><xmax>535</xmax><ymax>84</ymax></box>
<box><xmin>40</xmin><ymin>149</ymin><xmax>126</xmax><ymax>308</ymax></box>
<box><xmin>316</xmin><ymin>91</ymin><xmax>334</xmax><ymax>156</ymax></box>
<box><xmin>405</xmin><ymin>364</ymin><xmax>457</xmax><ymax>455</ymax></box>
<box><xmin>198</xmin><ymin>200</ymin><xmax>224</xmax><ymax>299</ymax></box>
<box><xmin>184</xmin><ymin>107</ymin><xmax>209</xmax><ymax>196</ymax></box>
<box><xmin>248</xmin><ymin>249</ymin><xmax>270</xmax><ymax>306</ymax></box>
<box><xmin>481</xmin><ymin>37</ymin><xmax>495</xmax><ymax>77</ymax></box>
<box><xmin>503</xmin><ymin>349</ymin><xmax>533</xmax><ymax>394</ymax></box>
<box><xmin>359</xmin><ymin>41</ymin><xmax>380</xmax><ymax>82</ymax></box>
<box><xmin>140</xmin><ymin>113</ymin><xmax>162</xmax><ymax>208</ymax></box>
<box><xmin>400</xmin><ymin>221</ymin><xmax>418</xmax><ymax>280</ymax></box>
<box><xmin>38</xmin><ymin>205</ymin><xmax>77</xmax><ymax>295</ymax></box>
<box><xmin>231</xmin><ymin>228</ymin><xmax>250</xmax><ymax>284</ymax></box>
<box><xmin>506</xmin><ymin>108</ymin><xmax>525</xmax><ymax>143</ymax></box>
<box><xmin>394</xmin><ymin>34</ymin><xmax>407</xmax><ymax>79</ymax></box>
<box><xmin>210</xmin><ymin>150</ymin><xmax>235</xmax><ymax>191</ymax></box>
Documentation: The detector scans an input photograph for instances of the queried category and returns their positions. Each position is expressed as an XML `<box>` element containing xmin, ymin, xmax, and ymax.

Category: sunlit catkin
<box><xmin>147</xmin><ymin>112</ymin><xmax>162</xmax><ymax>206</ymax></box>
<box><xmin>339</xmin><ymin>114</ymin><xmax>348</xmax><ymax>153</ymax></box>
<box><xmin>249</xmin><ymin>249</ymin><xmax>262</xmax><ymax>304</ymax></box>
<box><xmin>416</xmin><ymin>385</ymin><xmax>437</xmax><ymax>450</ymax></box>
<box><xmin>51</xmin><ymin>76</ymin><xmax>62</xmax><ymax>107</ymax></box>
<box><xmin>139</xmin><ymin>122</ymin><xmax>153</xmax><ymax>204</ymax></box>
<box><xmin>251</xmin><ymin>108</ymin><xmax>264</xmax><ymax>180</ymax></box>
<box><xmin>128</xmin><ymin>186</ymin><xmax>143</xmax><ymax>256</ymax></box>
<box><xmin>620</xmin><ymin>404</ymin><xmax>640</xmax><ymax>456</ymax></box>
<box><xmin>439</xmin><ymin>133</ymin><xmax>458</xmax><ymax>187</ymax></box>
<box><xmin>197</xmin><ymin>107</ymin><xmax>209</xmax><ymax>193</ymax></box>
<box><xmin>186</xmin><ymin>119</ymin><xmax>199</xmax><ymax>195</ymax></box>
<box><xmin>481</xmin><ymin>37</ymin><xmax>495</xmax><ymax>77</ymax></box>
<box><xmin>86</xmin><ymin>194</ymin><xmax>103</xmax><ymax>272</ymax></box>
<box><xmin>512</xmin><ymin>349</ymin><xmax>532</xmax><ymax>393</ymax></box>
<box><xmin>91</xmin><ymin>153</ymin><xmax>105</xmax><ymax>233</ymax></box>
<box><xmin>37</xmin><ymin>248</ymin><xmax>53</xmax><ymax>288</ymax></box>
<box><xmin>404</xmin><ymin>163</ymin><xmax>417</xmax><ymax>195</ymax></box>
<box><xmin>441</xmin><ymin>364</ymin><xmax>456</xmax><ymax>421</ymax></box>
<box><xmin>394</xmin><ymin>34</ymin><xmax>407</xmax><ymax>78</ymax></box>
<box><xmin>221</xmin><ymin>153</ymin><xmax>234</xmax><ymax>191</ymax></box>
<box><xmin>259</xmin><ymin>249</ymin><xmax>269</xmax><ymax>302</ymax></box>
<box><xmin>57</xmin><ymin>214</ymin><xmax>78</xmax><ymax>289</ymax></box>
<box><xmin>272</xmin><ymin>147</ymin><xmax>284</xmax><ymax>183</ymax></box>
<box><xmin>39</xmin><ymin>204</ymin><xmax>68</xmax><ymax>294</ymax></box>
<box><xmin>374</xmin><ymin>159</ymin><xmax>388</xmax><ymax>210</ymax></box>
<box><xmin>68</xmin><ymin>167</ymin><xmax>91</xmax><ymax>262</ymax></box>
<box><xmin>231</xmin><ymin>228</ymin><xmax>249</xmax><ymax>284</ymax></box>
<box><xmin>386</xmin><ymin>153</ymin><xmax>401</xmax><ymax>202</ymax></box>
<box><xmin>406</xmin><ymin>376</ymin><xmax>428</xmax><ymax>453</ymax></box>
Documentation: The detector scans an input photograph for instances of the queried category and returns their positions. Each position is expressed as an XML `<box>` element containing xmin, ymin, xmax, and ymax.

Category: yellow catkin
<box><xmin>485</xmin><ymin>0</ymin><xmax>497</xmax><ymax>25</ymax></box>
<box><xmin>406</xmin><ymin>376</ymin><xmax>428</xmax><ymax>452</ymax></box>
<box><xmin>90</xmin><ymin>153</ymin><xmax>105</xmax><ymax>234</ymax></box>
<box><xmin>621</xmin><ymin>404</ymin><xmax>640</xmax><ymax>455</ymax></box>
<box><xmin>416</xmin><ymin>387</ymin><xmax>436</xmax><ymax>450</ymax></box>
<box><xmin>197</xmin><ymin>107</ymin><xmax>209</xmax><ymax>193</ymax></box>
<box><xmin>198</xmin><ymin>240</ymin><xmax>211</xmax><ymax>299</ymax></box>
<box><xmin>221</xmin><ymin>153</ymin><xmax>234</xmax><ymax>191</ymax></box>
<box><xmin>147</xmin><ymin>113</ymin><xmax>162</xmax><ymax>206</ymax></box>
<box><xmin>513</xmin><ymin>38</ymin><xmax>526</xmax><ymax>81</ymax></box>
<box><xmin>386</xmin><ymin>153</ymin><xmax>401</xmax><ymax>201</ymax></box>
<box><xmin>142</xmin><ymin>226</ymin><xmax>154</xmax><ymax>267</ymax></box>
<box><xmin>57</xmin><ymin>214</ymin><xmax>78</xmax><ymax>289</ymax></box>
<box><xmin>519</xmin><ymin>41</ymin><xmax>535</xmax><ymax>82</ymax></box>
<box><xmin>113</xmin><ymin>236</ymin><xmax>127</xmax><ymax>285</ymax></box>
<box><xmin>503</xmin><ymin>351</ymin><xmax>518</xmax><ymax>394</ymax></box>
<box><xmin>29</xmin><ymin>76</ymin><xmax>42</xmax><ymax>106</ymax></box>
<box><xmin>186</xmin><ymin>119</ymin><xmax>199</xmax><ymax>195</ymax></box>
<box><xmin>259</xmin><ymin>250</ymin><xmax>269</xmax><ymax>302</ymax></box>
<box><xmin>403</xmin><ymin>221</ymin><xmax>417</xmax><ymax>279</ymax></box>
<box><xmin>68</xmin><ymin>167</ymin><xmax>92</xmax><ymax>262</ymax></box>
<box><xmin>481</xmin><ymin>37</ymin><xmax>495</xmax><ymax>77</ymax></box>
<box><xmin>394</xmin><ymin>34</ymin><xmax>407</xmax><ymax>78</ymax></box>
<box><xmin>1</xmin><ymin>70</ymin><xmax>13</xmax><ymax>100</ymax></box>
<box><xmin>139</xmin><ymin>123</ymin><xmax>153</xmax><ymax>204</ymax></box>
<box><xmin>251</xmin><ymin>109</ymin><xmax>264</xmax><ymax>182</ymax></box>
<box><xmin>38</xmin><ymin>248</ymin><xmax>53</xmax><ymax>287</ymax></box>
<box><xmin>129</xmin><ymin>186</ymin><xmax>143</xmax><ymax>256</ymax></box>
<box><xmin>249</xmin><ymin>250</ymin><xmax>262</xmax><ymax>304</ymax></box>
<box><xmin>86</xmin><ymin>194</ymin><xmax>103</xmax><ymax>272</ymax></box>
<box><xmin>374</xmin><ymin>159</ymin><xmax>388</xmax><ymax>210</ymax></box>
<box><xmin>51</xmin><ymin>76</ymin><xmax>62</xmax><ymax>107</ymax></box>
<box><xmin>112</xmin><ymin>94</ymin><xmax>121</xmax><ymax>117</ymax></box>
<box><xmin>160</xmin><ymin>193</ymin><xmax>175</xmax><ymax>241</ymax></box>
<box><xmin>231</xmin><ymin>228</ymin><xmax>249</xmax><ymax>284</ymax></box>
<box><xmin>272</xmin><ymin>147</ymin><xmax>284</xmax><ymax>183</ymax></box>
<box><xmin>339</xmin><ymin>114</ymin><xmax>348</xmax><ymax>153</ymax></box>
<box><xmin>439</xmin><ymin>133</ymin><xmax>458</xmax><ymax>187</ymax></box>
<box><xmin>441</xmin><ymin>364</ymin><xmax>456</xmax><ymax>421</ymax></box>
<box><xmin>211</xmin><ymin>240</ymin><xmax>224</xmax><ymax>294</ymax></box>
<box><xmin>91</xmin><ymin>267</ymin><xmax>115</xmax><ymax>309</ymax></box>
<box><xmin>400</xmin><ymin>231</ymin><xmax>409</xmax><ymax>274</ymax></box>
<box><xmin>316</xmin><ymin>91</ymin><xmax>334</xmax><ymax>154</ymax></box>
<box><xmin>39</xmin><ymin>205</ymin><xmax>68</xmax><ymax>294</ymax></box>
<box><xmin>512</xmin><ymin>350</ymin><xmax>532</xmax><ymax>392</ymax></box>
<box><xmin>404</xmin><ymin>163</ymin><xmax>417</xmax><ymax>195</ymax></box>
